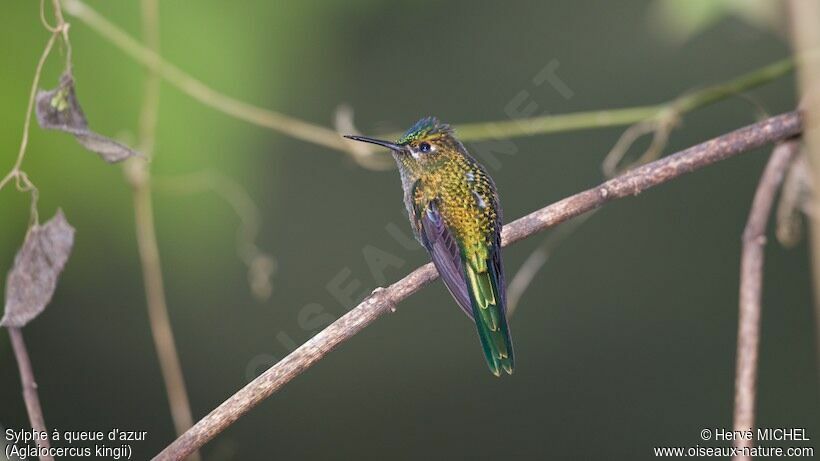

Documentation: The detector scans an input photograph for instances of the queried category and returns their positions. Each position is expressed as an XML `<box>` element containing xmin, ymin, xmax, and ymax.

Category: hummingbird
<box><xmin>345</xmin><ymin>117</ymin><xmax>514</xmax><ymax>376</ymax></box>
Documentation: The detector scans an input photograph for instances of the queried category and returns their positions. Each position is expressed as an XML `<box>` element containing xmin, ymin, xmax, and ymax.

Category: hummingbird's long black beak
<box><xmin>344</xmin><ymin>135</ymin><xmax>403</xmax><ymax>152</ymax></box>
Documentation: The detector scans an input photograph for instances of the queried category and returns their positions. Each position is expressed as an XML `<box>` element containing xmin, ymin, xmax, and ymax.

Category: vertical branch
<box><xmin>732</xmin><ymin>140</ymin><xmax>800</xmax><ymax>460</ymax></box>
<box><xmin>788</xmin><ymin>0</ymin><xmax>820</xmax><ymax>375</ymax></box>
<box><xmin>137</xmin><ymin>0</ymin><xmax>160</xmax><ymax>157</ymax></box>
<box><xmin>124</xmin><ymin>2</ymin><xmax>200</xmax><ymax>459</ymax></box>
<box><xmin>130</xmin><ymin>183</ymin><xmax>198</xmax><ymax>441</ymax></box>
<box><xmin>8</xmin><ymin>328</ymin><xmax>53</xmax><ymax>461</ymax></box>
<box><xmin>2</xmin><ymin>3</ymin><xmax>69</xmax><ymax>459</ymax></box>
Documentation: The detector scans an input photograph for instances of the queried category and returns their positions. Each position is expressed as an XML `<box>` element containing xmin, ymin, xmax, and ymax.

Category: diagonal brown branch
<box><xmin>152</xmin><ymin>111</ymin><xmax>802</xmax><ymax>461</ymax></box>
<box><xmin>732</xmin><ymin>140</ymin><xmax>801</xmax><ymax>460</ymax></box>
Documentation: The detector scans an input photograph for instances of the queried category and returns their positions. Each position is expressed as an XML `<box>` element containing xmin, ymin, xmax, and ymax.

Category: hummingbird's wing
<box><xmin>419</xmin><ymin>199</ymin><xmax>514</xmax><ymax>376</ymax></box>
<box><xmin>418</xmin><ymin>200</ymin><xmax>474</xmax><ymax>319</ymax></box>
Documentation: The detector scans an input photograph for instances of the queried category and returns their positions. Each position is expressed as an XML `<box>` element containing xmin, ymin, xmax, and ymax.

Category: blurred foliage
<box><xmin>648</xmin><ymin>0</ymin><xmax>786</xmax><ymax>44</ymax></box>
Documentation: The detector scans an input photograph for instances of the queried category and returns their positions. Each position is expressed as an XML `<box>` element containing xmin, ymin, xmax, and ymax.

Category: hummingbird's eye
<box><xmin>419</xmin><ymin>142</ymin><xmax>432</xmax><ymax>153</ymax></box>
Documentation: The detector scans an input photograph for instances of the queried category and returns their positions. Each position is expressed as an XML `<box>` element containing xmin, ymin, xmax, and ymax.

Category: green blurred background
<box><xmin>1</xmin><ymin>1</ymin><xmax>818</xmax><ymax>459</ymax></box>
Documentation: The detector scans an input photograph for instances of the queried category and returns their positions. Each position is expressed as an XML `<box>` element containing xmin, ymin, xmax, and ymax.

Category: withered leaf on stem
<box><xmin>776</xmin><ymin>152</ymin><xmax>812</xmax><ymax>247</ymax></box>
<box><xmin>35</xmin><ymin>73</ymin><xmax>141</xmax><ymax>163</ymax></box>
<box><xmin>2</xmin><ymin>210</ymin><xmax>76</xmax><ymax>328</ymax></box>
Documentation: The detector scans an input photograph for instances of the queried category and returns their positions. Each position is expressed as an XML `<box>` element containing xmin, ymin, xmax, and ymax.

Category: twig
<box><xmin>334</xmin><ymin>105</ymin><xmax>396</xmax><ymax>170</ymax></box>
<box><xmin>2</xmin><ymin>4</ymin><xmax>72</xmax><ymax>459</ymax></box>
<box><xmin>671</xmin><ymin>59</ymin><xmax>793</xmax><ymax>114</ymax></box>
<box><xmin>136</xmin><ymin>0</ymin><xmax>160</xmax><ymax>160</ymax></box>
<box><xmin>153</xmin><ymin>111</ymin><xmax>802</xmax><ymax>461</ymax></box>
<box><xmin>61</xmin><ymin>0</ymin><xmax>348</xmax><ymax>153</ymax></box>
<box><xmin>123</xmin><ymin>1</ymin><xmax>199</xmax><ymax>458</ymax></box>
<box><xmin>732</xmin><ymin>140</ymin><xmax>800</xmax><ymax>460</ymax></box>
<box><xmin>130</xmin><ymin>181</ymin><xmax>199</xmax><ymax>458</ymax></box>
<box><xmin>449</xmin><ymin>59</ymin><xmax>794</xmax><ymax>143</ymax></box>
<box><xmin>8</xmin><ymin>328</ymin><xmax>53</xmax><ymax>461</ymax></box>
<box><xmin>506</xmin><ymin>211</ymin><xmax>595</xmax><ymax>316</ymax></box>
<box><xmin>601</xmin><ymin>113</ymin><xmax>676</xmax><ymax>177</ymax></box>
<box><xmin>61</xmin><ymin>0</ymin><xmax>792</xmax><ymax>156</ymax></box>
<box><xmin>154</xmin><ymin>170</ymin><xmax>277</xmax><ymax>301</ymax></box>
<box><xmin>0</xmin><ymin>24</ymin><xmax>58</xmax><ymax>224</ymax></box>
<box><xmin>600</xmin><ymin>58</ymin><xmax>794</xmax><ymax>177</ymax></box>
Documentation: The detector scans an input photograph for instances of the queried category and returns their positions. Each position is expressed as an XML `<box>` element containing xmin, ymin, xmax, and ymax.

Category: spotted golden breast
<box><xmin>415</xmin><ymin>154</ymin><xmax>499</xmax><ymax>268</ymax></box>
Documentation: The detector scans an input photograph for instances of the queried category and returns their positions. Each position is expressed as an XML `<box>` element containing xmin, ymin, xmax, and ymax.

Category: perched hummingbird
<box><xmin>346</xmin><ymin>117</ymin><xmax>514</xmax><ymax>376</ymax></box>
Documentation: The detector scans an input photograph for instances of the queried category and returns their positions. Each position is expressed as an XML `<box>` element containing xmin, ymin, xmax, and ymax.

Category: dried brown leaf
<box><xmin>35</xmin><ymin>73</ymin><xmax>140</xmax><ymax>163</ymax></box>
<box><xmin>776</xmin><ymin>152</ymin><xmax>812</xmax><ymax>248</ymax></box>
<box><xmin>2</xmin><ymin>210</ymin><xmax>76</xmax><ymax>327</ymax></box>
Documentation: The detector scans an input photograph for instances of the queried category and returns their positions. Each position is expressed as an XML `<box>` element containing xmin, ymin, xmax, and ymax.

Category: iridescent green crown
<box><xmin>397</xmin><ymin>116</ymin><xmax>453</xmax><ymax>145</ymax></box>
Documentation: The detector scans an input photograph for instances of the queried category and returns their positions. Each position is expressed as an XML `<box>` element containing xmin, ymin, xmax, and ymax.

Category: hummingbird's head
<box><xmin>344</xmin><ymin>116</ymin><xmax>459</xmax><ymax>163</ymax></box>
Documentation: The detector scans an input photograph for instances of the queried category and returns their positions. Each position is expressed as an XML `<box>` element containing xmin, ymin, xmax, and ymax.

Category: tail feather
<box><xmin>466</xmin><ymin>264</ymin><xmax>514</xmax><ymax>376</ymax></box>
